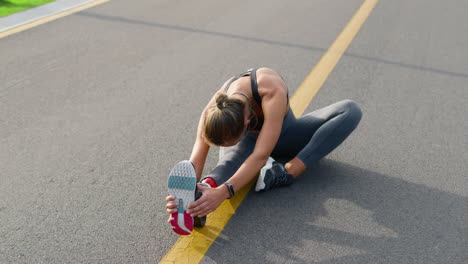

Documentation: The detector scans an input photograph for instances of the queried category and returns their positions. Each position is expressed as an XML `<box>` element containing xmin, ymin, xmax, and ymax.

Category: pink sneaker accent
<box><xmin>169</xmin><ymin>211</ymin><xmax>194</xmax><ymax>236</ymax></box>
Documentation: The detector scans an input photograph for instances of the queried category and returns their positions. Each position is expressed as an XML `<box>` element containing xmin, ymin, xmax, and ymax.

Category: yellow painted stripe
<box><xmin>160</xmin><ymin>180</ymin><xmax>255</xmax><ymax>264</ymax></box>
<box><xmin>0</xmin><ymin>0</ymin><xmax>111</xmax><ymax>39</ymax></box>
<box><xmin>291</xmin><ymin>0</ymin><xmax>379</xmax><ymax>117</ymax></box>
<box><xmin>161</xmin><ymin>0</ymin><xmax>378</xmax><ymax>263</ymax></box>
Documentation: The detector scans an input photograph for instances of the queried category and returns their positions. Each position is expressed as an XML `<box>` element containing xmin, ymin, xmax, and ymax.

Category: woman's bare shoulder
<box><xmin>257</xmin><ymin>67</ymin><xmax>280</xmax><ymax>77</ymax></box>
<box><xmin>256</xmin><ymin>67</ymin><xmax>287</xmax><ymax>96</ymax></box>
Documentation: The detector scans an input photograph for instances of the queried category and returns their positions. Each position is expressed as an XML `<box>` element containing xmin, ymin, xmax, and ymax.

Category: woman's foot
<box><xmin>167</xmin><ymin>160</ymin><xmax>197</xmax><ymax>235</ymax></box>
<box><xmin>255</xmin><ymin>157</ymin><xmax>293</xmax><ymax>192</ymax></box>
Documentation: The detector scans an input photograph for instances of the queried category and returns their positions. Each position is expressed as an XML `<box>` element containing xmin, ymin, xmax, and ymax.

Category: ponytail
<box><xmin>204</xmin><ymin>93</ymin><xmax>246</xmax><ymax>145</ymax></box>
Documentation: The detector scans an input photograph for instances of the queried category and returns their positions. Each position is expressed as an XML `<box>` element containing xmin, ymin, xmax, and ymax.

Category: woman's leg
<box><xmin>202</xmin><ymin>132</ymin><xmax>258</xmax><ymax>186</ymax></box>
<box><xmin>272</xmin><ymin>99</ymin><xmax>362</xmax><ymax>178</ymax></box>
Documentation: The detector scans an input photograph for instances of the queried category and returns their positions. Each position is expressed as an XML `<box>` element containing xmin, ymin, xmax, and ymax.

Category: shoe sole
<box><xmin>167</xmin><ymin>160</ymin><xmax>197</xmax><ymax>235</ymax></box>
<box><xmin>255</xmin><ymin>157</ymin><xmax>275</xmax><ymax>192</ymax></box>
<box><xmin>194</xmin><ymin>216</ymin><xmax>206</xmax><ymax>227</ymax></box>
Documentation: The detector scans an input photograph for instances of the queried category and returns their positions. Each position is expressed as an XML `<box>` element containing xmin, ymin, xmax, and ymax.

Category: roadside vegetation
<box><xmin>0</xmin><ymin>0</ymin><xmax>56</xmax><ymax>17</ymax></box>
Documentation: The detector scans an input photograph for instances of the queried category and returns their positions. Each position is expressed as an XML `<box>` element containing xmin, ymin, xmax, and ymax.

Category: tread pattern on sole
<box><xmin>167</xmin><ymin>160</ymin><xmax>197</xmax><ymax>235</ymax></box>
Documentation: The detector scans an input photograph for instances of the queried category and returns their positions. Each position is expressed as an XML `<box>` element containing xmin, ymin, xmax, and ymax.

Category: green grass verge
<box><xmin>0</xmin><ymin>0</ymin><xmax>56</xmax><ymax>17</ymax></box>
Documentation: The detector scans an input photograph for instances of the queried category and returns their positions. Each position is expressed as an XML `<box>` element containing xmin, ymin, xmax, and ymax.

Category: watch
<box><xmin>224</xmin><ymin>182</ymin><xmax>235</xmax><ymax>199</ymax></box>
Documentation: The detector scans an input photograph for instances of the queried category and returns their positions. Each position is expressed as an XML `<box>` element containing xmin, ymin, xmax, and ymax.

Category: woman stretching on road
<box><xmin>165</xmin><ymin>67</ymin><xmax>362</xmax><ymax>235</ymax></box>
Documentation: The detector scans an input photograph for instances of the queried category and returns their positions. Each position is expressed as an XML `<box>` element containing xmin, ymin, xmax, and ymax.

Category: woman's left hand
<box><xmin>187</xmin><ymin>184</ymin><xmax>230</xmax><ymax>217</ymax></box>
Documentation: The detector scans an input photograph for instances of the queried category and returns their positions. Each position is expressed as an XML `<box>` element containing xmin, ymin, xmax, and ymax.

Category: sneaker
<box><xmin>193</xmin><ymin>178</ymin><xmax>217</xmax><ymax>227</ymax></box>
<box><xmin>255</xmin><ymin>157</ymin><xmax>293</xmax><ymax>192</ymax></box>
<box><xmin>167</xmin><ymin>160</ymin><xmax>197</xmax><ymax>235</ymax></box>
<box><xmin>193</xmin><ymin>182</ymin><xmax>210</xmax><ymax>227</ymax></box>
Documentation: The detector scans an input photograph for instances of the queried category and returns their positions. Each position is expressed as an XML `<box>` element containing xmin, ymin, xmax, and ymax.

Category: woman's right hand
<box><xmin>165</xmin><ymin>195</ymin><xmax>178</xmax><ymax>222</ymax></box>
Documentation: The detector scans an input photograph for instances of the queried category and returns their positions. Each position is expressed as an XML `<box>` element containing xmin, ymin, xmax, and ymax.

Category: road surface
<box><xmin>1</xmin><ymin>0</ymin><xmax>467</xmax><ymax>263</ymax></box>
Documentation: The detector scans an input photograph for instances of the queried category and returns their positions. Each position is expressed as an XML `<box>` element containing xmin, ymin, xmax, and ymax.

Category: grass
<box><xmin>0</xmin><ymin>0</ymin><xmax>56</xmax><ymax>17</ymax></box>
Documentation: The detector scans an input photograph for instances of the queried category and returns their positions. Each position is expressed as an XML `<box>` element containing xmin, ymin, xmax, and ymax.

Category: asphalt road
<box><xmin>1</xmin><ymin>0</ymin><xmax>467</xmax><ymax>263</ymax></box>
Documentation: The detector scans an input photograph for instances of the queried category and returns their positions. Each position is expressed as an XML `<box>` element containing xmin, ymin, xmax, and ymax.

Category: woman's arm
<box><xmin>189</xmin><ymin>107</ymin><xmax>210</xmax><ymax>181</ymax></box>
<box><xmin>167</xmin><ymin>82</ymin><xmax>229</xmax><ymax>216</ymax></box>
<box><xmin>226</xmin><ymin>73</ymin><xmax>288</xmax><ymax>192</ymax></box>
<box><xmin>189</xmin><ymin>82</ymin><xmax>231</xmax><ymax>180</ymax></box>
<box><xmin>187</xmin><ymin>71</ymin><xmax>288</xmax><ymax>217</ymax></box>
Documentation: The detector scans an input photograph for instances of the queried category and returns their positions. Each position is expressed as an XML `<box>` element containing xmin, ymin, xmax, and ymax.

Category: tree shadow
<box><xmin>203</xmin><ymin>159</ymin><xmax>467</xmax><ymax>263</ymax></box>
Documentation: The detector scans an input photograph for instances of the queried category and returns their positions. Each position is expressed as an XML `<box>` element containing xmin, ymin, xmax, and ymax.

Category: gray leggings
<box><xmin>204</xmin><ymin>99</ymin><xmax>362</xmax><ymax>185</ymax></box>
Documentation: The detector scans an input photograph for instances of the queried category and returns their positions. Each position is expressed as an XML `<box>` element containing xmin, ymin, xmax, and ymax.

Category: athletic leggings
<box><xmin>203</xmin><ymin>99</ymin><xmax>363</xmax><ymax>185</ymax></box>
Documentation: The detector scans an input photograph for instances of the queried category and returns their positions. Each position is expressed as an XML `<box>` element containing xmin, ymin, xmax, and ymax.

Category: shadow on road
<box><xmin>204</xmin><ymin>159</ymin><xmax>467</xmax><ymax>263</ymax></box>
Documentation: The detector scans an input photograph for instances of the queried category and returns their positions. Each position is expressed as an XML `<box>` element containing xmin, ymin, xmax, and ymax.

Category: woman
<box><xmin>166</xmin><ymin>67</ymin><xmax>362</xmax><ymax>235</ymax></box>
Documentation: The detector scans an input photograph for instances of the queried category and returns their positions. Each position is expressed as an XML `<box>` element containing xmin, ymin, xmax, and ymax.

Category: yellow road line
<box><xmin>160</xmin><ymin>180</ymin><xmax>255</xmax><ymax>264</ymax></box>
<box><xmin>0</xmin><ymin>0</ymin><xmax>111</xmax><ymax>39</ymax></box>
<box><xmin>291</xmin><ymin>0</ymin><xmax>379</xmax><ymax>117</ymax></box>
<box><xmin>162</xmin><ymin>0</ymin><xmax>378</xmax><ymax>263</ymax></box>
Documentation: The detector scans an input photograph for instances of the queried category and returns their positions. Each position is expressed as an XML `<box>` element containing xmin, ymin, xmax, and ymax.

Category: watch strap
<box><xmin>224</xmin><ymin>182</ymin><xmax>235</xmax><ymax>199</ymax></box>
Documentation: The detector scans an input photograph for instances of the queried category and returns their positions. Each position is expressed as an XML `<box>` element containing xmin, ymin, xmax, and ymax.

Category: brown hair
<box><xmin>203</xmin><ymin>93</ymin><xmax>246</xmax><ymax>146</ymax></box>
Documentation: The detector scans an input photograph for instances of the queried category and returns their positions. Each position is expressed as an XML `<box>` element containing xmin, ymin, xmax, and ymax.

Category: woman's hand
<box><xmin>187</xmin><ymin>184</ymin><xmax>230</xmax><ymax>217</ymax></box>
<box><xmin>165</xmin><ymin>195</ymin><xmax>178</xmax><ymax>223</ymax></box>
